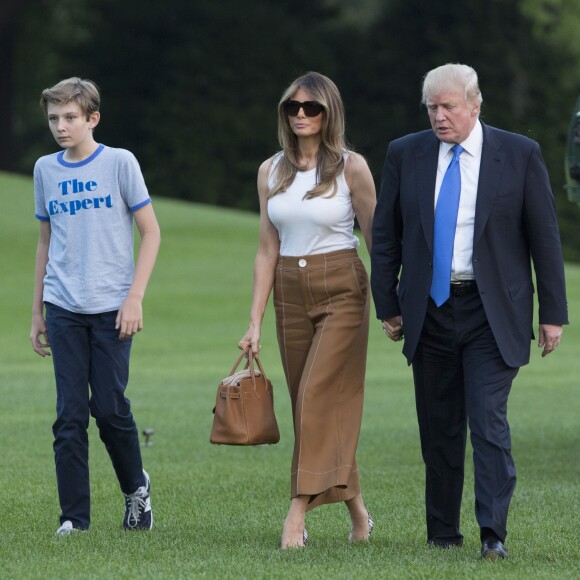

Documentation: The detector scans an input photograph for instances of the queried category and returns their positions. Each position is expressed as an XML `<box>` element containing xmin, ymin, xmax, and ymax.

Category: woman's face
<box><xmin>287</xmin><ymin>87</ymin><xmax>323</xmax><ymax>139</ymax></box>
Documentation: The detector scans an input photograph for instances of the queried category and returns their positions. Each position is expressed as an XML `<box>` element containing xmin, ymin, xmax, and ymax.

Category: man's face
<box><xmin>426</xmin><ymin>90</ymin><xmax>480</xmax><ymax>144</ymax></box>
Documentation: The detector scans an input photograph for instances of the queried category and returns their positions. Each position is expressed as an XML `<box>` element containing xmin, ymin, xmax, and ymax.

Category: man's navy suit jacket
<box><xmin>371</xmin><ymin>122</ymin><xmax>568</xmax><ymax>368</ymax></box>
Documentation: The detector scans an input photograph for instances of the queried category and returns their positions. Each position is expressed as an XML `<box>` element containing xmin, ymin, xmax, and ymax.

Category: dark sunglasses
<box><xmin>283</xmin><ymin>100</ymin><xmax>324</xmax><ymax>117</ymax></box>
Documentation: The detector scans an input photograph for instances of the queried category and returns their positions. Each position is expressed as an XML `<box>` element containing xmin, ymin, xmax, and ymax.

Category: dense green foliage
<box><xmin>3</xmin><ymin>0</ymin><xmax>580</xmax><ymax>259</ymax></box>
<box><xmin>1</xmin><ymin>172</ymin><xmax>579</xmax><ymax>578</ymax></box>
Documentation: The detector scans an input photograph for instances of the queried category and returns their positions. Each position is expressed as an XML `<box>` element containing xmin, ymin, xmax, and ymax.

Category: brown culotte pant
<box><xmin>274</xmin><ymin>248</ymin><xmax>370</xmax><ymax>510</ymax></box>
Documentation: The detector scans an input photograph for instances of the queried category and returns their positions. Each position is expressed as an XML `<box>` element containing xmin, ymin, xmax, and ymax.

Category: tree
<box><xmin>348</xmin><ymin>0</ymin><xmax>580</xmax><ymax>259</ymax></box>
<box><xmin>8</xmin><ymin>0</ymin><xmax>580</xmax><ymax>258</ymax></box>
<box><xmin>0</xmin><ymin>0</ymin><xmax>35</xmax><ymax>171</ymax></box>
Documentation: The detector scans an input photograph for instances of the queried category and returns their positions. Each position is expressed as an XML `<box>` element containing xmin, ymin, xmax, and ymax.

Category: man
<box><xmin>371</xmin><ymin>63</ymin><xmax>568</xmax><ymax>559</ymax></box>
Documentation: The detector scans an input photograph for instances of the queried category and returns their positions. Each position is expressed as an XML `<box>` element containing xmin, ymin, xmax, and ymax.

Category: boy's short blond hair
<box><xmin>40</xmin><ymin>77</ymin><xmax>100</xmax><ymax>119</ymax></box>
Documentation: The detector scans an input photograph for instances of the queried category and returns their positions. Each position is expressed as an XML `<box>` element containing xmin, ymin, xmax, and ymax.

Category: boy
<box><xmin>30</xmin><ymin>77</ymin><xmax>161</xmax><ymax>535</ymax></box>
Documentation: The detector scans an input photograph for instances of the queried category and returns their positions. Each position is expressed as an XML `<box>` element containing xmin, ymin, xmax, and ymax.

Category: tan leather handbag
<box><xmin>210</xmin><ymin>347</ymin><xmax>280</xmax><ymax>445</ymax></box>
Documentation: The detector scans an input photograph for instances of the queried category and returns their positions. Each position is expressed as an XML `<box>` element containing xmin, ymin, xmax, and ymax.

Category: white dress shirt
<box><xmin>434</xmin><ymin>119</ymin><xmax>483</xmax><ymax>280</ymax></box>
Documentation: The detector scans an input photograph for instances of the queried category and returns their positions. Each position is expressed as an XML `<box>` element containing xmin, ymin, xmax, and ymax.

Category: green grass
<box><xmin>0</xmin><ymin>170</ymin><xmax>579</xmax><ymax>579</ymax></box>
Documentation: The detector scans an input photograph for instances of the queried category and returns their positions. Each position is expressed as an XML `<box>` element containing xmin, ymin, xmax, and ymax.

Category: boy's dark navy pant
<box><xmin>45</xmin><ymin>302</ymin><xmax>145</xmax><ymax>529</ymax></box>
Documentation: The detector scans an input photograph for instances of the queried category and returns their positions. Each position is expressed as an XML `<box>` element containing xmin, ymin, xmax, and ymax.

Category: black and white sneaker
<box><xmin>55</xmin><ymin>520</ymin><xmax>78</xmax><ymax>536</ymax></box>
<box><xmin>123</xmin><ymin>470</ymin><xmax>153</xmax><ymax>530</ymax></box>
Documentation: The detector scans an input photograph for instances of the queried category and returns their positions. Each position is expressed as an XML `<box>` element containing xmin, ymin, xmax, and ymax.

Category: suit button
<box><xmin>298</xmin><ymin>259</ymin><xmax>307</xmax><ymax>267</ymax></box>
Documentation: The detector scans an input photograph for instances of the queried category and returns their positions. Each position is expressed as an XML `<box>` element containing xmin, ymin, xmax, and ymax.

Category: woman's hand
<box><xmin>239</xmin><ymin>324</ymin><xmax>261</xmax><ymax>355</ymax></box>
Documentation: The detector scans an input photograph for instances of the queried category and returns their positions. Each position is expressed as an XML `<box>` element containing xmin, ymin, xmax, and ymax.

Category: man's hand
<box><xmin>382</xmin><ymin>315</ymin><xmax>404</xmax><ymax>342</ymax></box>
<box><xmin>538</xmin><ymin>324</ymin><xmax>563</xmax><ymax>357</ymax></box>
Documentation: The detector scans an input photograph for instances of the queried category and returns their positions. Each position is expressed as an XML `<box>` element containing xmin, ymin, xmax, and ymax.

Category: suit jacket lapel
<box><xmin>416</xmin><ymin>133</ymin><xmax>439</xmax><ymax>253</ymax></box>
<box><xmin>474</xmin><ymin>124</ymin><xmax>506</xmax><ymax>246</ymax></box>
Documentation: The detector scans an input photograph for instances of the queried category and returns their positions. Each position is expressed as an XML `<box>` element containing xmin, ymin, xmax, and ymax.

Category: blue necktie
<box><xmin>430</xmin><ymin>145</ymin><xmax>464</xmax><ymax>307</ymax></box>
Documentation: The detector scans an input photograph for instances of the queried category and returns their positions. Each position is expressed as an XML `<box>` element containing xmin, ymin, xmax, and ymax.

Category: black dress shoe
<box><xmin>428</xmin><ymin>538</ymin><xmax>463</xmax><ymax>549</ymax></box>
<box><xmin>481</xmin><ymin>538</ymin><xmax>508</xmax><ymax>560</ymax></box>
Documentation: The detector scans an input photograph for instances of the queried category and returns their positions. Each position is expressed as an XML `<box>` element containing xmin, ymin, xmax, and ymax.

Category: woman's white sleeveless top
<box><xmin>267</xmin><ymin>153</ymin><xmax>359</xmax><ymax>256</ymax></box>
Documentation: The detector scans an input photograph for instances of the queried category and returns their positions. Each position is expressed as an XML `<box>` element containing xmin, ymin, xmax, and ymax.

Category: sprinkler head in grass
<box><xmin>142</xmin><ymin>428</ymin><xmax>155</xmax><ymax>447</ymax></box>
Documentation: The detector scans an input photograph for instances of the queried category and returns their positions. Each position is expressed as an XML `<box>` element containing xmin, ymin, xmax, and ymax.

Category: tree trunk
<box><xmin>0</xmin><ymin>4</ymin><xmax>17</xmax><ymax>171</ymax></box>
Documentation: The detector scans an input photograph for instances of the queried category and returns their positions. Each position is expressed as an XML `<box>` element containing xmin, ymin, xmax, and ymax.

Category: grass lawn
<box><xmin>0</xmin><ymin>171</ymin><xmax>578</xmax><ymax>578</ymax></box>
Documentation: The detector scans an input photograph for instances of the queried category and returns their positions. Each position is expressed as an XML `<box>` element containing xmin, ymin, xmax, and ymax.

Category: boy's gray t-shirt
<box><xmin>34</xmin><ymin>144</ymin><xmax>151</xmax><ymax>314</ymax></box>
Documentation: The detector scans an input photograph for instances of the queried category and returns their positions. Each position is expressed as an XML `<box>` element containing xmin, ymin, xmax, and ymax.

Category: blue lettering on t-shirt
<box><xmin>57</xmin><ymin>178</ymin><xmax>98</xmax><ymax>195</ymax></box>
<box><xmin>49</xmin><ymin>194</ymin><xmax>112</xmax><ymax>216</ymax></box>
<box><xmin>49</xmin><ymin>178</ymin><xmax>111</xmax><ymax>217</ymax></box>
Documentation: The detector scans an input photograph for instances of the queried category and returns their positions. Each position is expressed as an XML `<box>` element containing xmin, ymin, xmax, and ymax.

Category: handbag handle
<box><xmin>248</xmin><ymin>348</ymin><xmax>268</xmax><ymax>381</ymax></box>
<box><xmin>228</xmin><ymin>346</ymin><xmax>269</xmax><ymax>384</ymax></box>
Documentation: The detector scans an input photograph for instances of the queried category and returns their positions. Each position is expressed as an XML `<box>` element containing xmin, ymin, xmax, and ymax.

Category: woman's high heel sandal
<box><xmin>281</xmin><ymin>528</ymin><xmax>308</xmax><ymax>549</ymax></box>
<box><xmin>348</xmin><ymin>513</ymin><xmax>374</xmax><ymax>544</ymax></box>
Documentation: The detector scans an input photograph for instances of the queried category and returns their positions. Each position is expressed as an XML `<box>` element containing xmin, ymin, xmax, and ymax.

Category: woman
<box><xmin>239</xmin><ymin>71</ymin><xmax>376</xmax><ymax>549</ymax></box>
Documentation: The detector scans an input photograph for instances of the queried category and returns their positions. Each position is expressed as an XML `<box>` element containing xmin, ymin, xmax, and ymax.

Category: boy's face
<box><xmin>47</xmin><ymin>102</ymin><xmax>100</xmax><ymax>150</ymax></box>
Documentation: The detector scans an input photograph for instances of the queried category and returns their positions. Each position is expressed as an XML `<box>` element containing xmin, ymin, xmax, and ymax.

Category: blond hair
<box><xmin>270</xmin><ymin>71</ymin><xmax>347</xmax><ymax>199</ymax></box>
<box><xmin>40</xmin><ymin>77</ymin><xmax>100</xmax><ymax>119</ymax></box>
<box><xmin>422</xmin><ymin>63</ymin><xmax>483</xmax><ymax>106</ymax></box>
